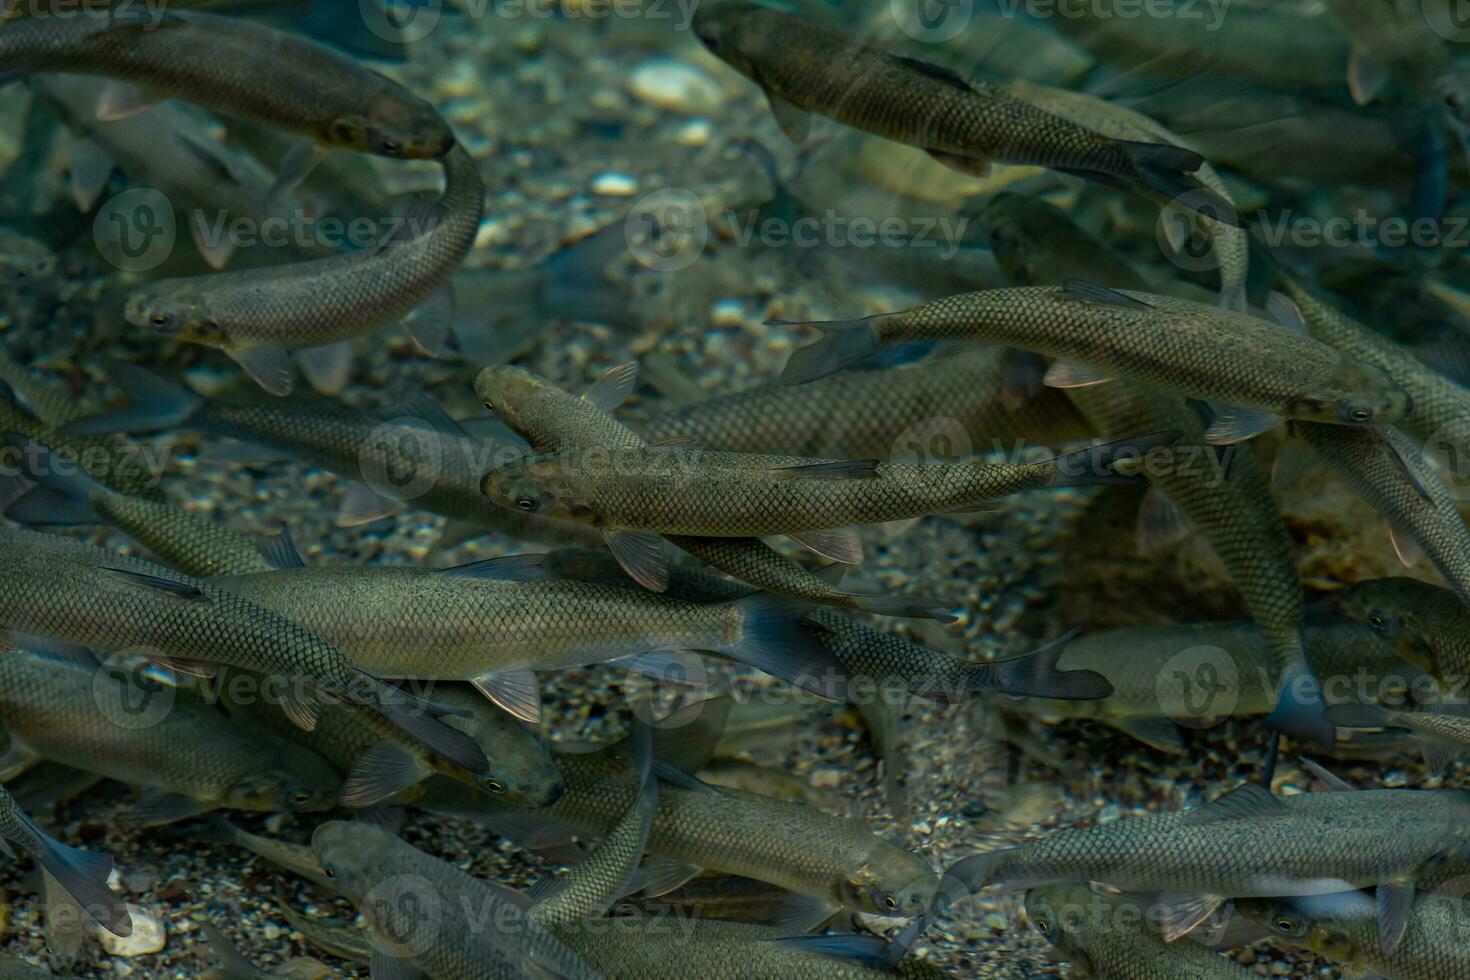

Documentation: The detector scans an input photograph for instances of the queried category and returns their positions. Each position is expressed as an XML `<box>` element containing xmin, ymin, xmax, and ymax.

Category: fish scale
<box><xmin>126</xmin><ymin>144</ymin><xmax>483</xmax><ymax>355</ymax></box>
<box><xmin>492</xmin><ymin>446</ymin><xmax>1080</xmax><ymax>537</ymax></box>
<box><xmin>704</xmin><ymin>6</ymin><xmax>1143</xmax><ymax>175</ymax></box>
<box><xmin>0</xmin><ymin>11</ymin><xmax>450</xmax><ymax>155</ymax></box>
<box><xmin>1297</xmin><ymin>422</ymin><xmax>1470</xmax><ymax>604</ymax></box>
<box><xmin>80</xmin><ymin>490</ymin><xmax>275</xmax><ymax>578</ymax></box>
<box><xmin>785</xmin><ymin>286</ymin><xmax>1411</xmax><ymax>430</ymax></box>
<box><xmin>1068</xmin><ymin>382</ymin><xmax>1307</xmax><ymax>704</ymax></box>
<box><xmin>638</xmin><ymin>346</ymin><xmax>1091</xmax><ymax>458</ymax></box>
<box><xmin>0</xmin><ymin>650</ymin><xmax>338</xmax><ymax>813</ymax></box>
<box><xmin>1340</xmin><ymin>577</ymin><xmax>1470</xmax><ymax>684</ymax></box>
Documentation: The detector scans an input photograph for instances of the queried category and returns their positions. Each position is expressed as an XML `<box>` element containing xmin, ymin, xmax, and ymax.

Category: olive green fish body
<box><xmin>784</xmin><ymin>286</ymin><xmax>1410</xmax><ymax>433</ymax></box>
<box><xmin>1026</xmin><ymin>883</ymin><xmax>1253</xmax><ymax>979</ymax></box>
<box><xmin>553</xmin><ymin>919</ymin><xmax>943</xmax><ymax>979</ymax></box>
<box><xmin>639</xmin><ymin>346</ymin><xmax>1091</xmax><ymax>458</ymax></box>
<box><xmin>1341</xmin><ymin>577</ymin><xmax>1470</xmax><ymax>684</ymax></box>
<box><xmin>694</xmin><ymin>5</ymin><xmax>1202</xmax><ymax>192</ymax></box>
<box><xmin>486</xmin><ymin>444</ymin><xmax>1116</xmax><ymax>537</ymax></box>
<box><xmin>999</xmin><ymin>80</ymin><xmax>1249</xmax><ymax>309</ymax></box>
<box><xmin>216</xmin><ymin>565</ymin><xmax>771</xmax><ymax>676</ymax></box>
<box><xmin>1297</xmin><ymin>421</ymin><xmax>1470</xmax><ymax>605</ymax></box>
<box><xmin>1068</xmin><ymin>381</ymin><xmax>1308</xmax><ymax>703</ymax></box>
<box><xmin>431</xmin><ymin>743</ymin><xmax>938</xmax><ymax>917</ymax></box>
<box><xmin>951</xmin><ymin>788</ymin><xmax>1470</xmax><ymax>899</ymax></box>
<box><xmin>83</xmin><ymin>489</ymin><xmax>273</xmax><ymax>578</ymax></box>
<box><xmin>0</xmin><ymin>649</ymin><xmax>339</xmax><ymax>814</ymax></box>
<box><xmin>311</xmin><ymin>822</ymin><xmax>599</xmax><ymax>980</ymax></box>
<box><xmin>126</xmin><ymin>145</ymin><xmax>484</xmax><ymax>368</ymax></box>
<box><xmin>1242</xmin><ymin>890</ymin><xmax>1470</xmax><ymax>980</ymax></box>
<box><xmin>978</xmin><ymin>193</ymin><xmax>1150</xmax><ymax>293</ymax></box>
<box><xmin>0</xmin><ymin>12</ymin><xmax>452</xmax><ymax>156</ymax></box>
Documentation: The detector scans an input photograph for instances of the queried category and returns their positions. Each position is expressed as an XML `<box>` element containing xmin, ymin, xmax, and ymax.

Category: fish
<box><xmin>942</xmin><ymin>783</ymin><xmax>1470</xmax><ymax>947</ymax></box>
<box><xmin>779</xmin><ymin>283</ymin><xmax>1412</xmax><ymax>444</ymax></box>
<box><xmin>528</xmin><ymin>725</ymin><xmax>656</xmax><ymax>928</ymax></box>
<box><xmin>1024</xmin><ymin>882</ymin><xmax>1253</xmax><ymax>978</ymax></box>
<box><xmin>61</xmin><ymin>365</ymin><xmax>599</xmax><ymax>547</ymax></box>
<box><xmin>525</xmin><ymin>546</ymin><xmax>1112</xmax><ymax>701</ymax></box>
<box><xmin>637</xmin><ymin>344</ymin><xmax>1092</xmax><ymax>459</ymax></box>
<box><xmin>1239</xmin><ymin>889</ymin><xmax>1470</xmax><ymax>980</ymax></box>
<box><xmin>479</xmin><ymin>432</ymin><xmax>1178</xmax><ymax>568</ymax></box>
<box><xmin>1006</xmin><ymin>617</ymin><xmax>1413</xmax><ymax>752</ymax></box>
<box><xmin>0</xmin><ymin>782</ymin><xmax>130</xmax><ymax>938</ymax></box>
<box><xmin>978</xmin><ymin>192</ymin><xmax>1152</xmax><ymax>294</ymax></box>
<box><xmin>998</xmin><ymin>79</ymin><xmax>1250</xmax><ymax>310</ymax></box>
<box><xmin>426</xmin><ymin>732</ymin><xmax>940</xmax><ymax>920</ymax></box>
<box><xmin>1338</xmin><ymin>577</ymin><xmax>1470</xmax><ymax>689</ymax></box>
<box><xmin>0</xmin><ymin>647</ymin><xmax>341</xmax><ymax>825</ymax></box>
<box><xmin>213</xmin><ymin>556</ymin><xmax>847</xmax><ymax>719</ymax></box>
<box><xmin>476</xmin><ymin>361</ymin><xmax>953</xmax><ymax>613</ymax></box>
<box><xmin>198</xmin><ymin>922</ymin><xmax>333</xmax><ymax>980</ymax></box>
<box><xmin>196</xmin><ymin>815</ymin><xmax>337</xmax><ymax>893</ymax></box>
<box><xmin>0</xmin><ymin>526</ymin><xmax>487</xmax><ymax>773</ymax></box>
<box><xmin>0</xmin><ymin>12</ymin><xmax>452</xmax><ymax>161</ymax></box>
<box><xmin>1290</xmin><ymin>421</ymin><xmax>1470</xmax><ymax>605</ymax></box>
<box><xmin>1326</xmin><ymin>701</ymin><xmax>1470</xmax><ymax>769</ymax></box>
<box><xmin>311</xmin><ymin>820</ymin><xmax>601</xmax><ymax>979</ymax></box>
<box><xmin>124</xmin><ymin>144</ymin><xmax>483</xmax><ymax>395</ymax></box>
<box><xmin>1281</xmin><ymin>280</ymin><xmax>1470</xmax><ymax>481</ymax></box>
<box><xmin>691</xmin><ymin>5</ymin><xmax>1232</xmax><ymax>220</ymax></box>
<box><xmin>3</xmin><ymin>436</ymin><xmax>281</xmax><ymax>577</ymax></box>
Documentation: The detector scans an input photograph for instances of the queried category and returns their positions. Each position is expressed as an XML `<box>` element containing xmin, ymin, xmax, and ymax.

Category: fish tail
<box><xmin>0</xmin><ymin>436</ymin><xmax>104</xmax><ymax>527</ymax></box>
<box><xmin>1117</xmin><ymin>139</ymin><xmax>1243</xmax><ymax>228</ymax></box>
<box><xmin>775</xmin><ymin>315</ymin><xmax>887</xmax><ymax>385</ymax></box>
<box><xmin>60</xmin><ymin>365</ymin><xmax>204</xmax><ymax>436</ymax></box>
<box><xmin>368</xmin><ymin>681</ymin><xmax>489</xmax><ymax>776</ymax></box>
<box><xmin>927</xmin><ymin>628</ymin><xmax>1111</xmax><ymax>701</ymax></box>
<box><xmin>936</xmin><ymin>849</ymin><xmax>1014</xmax><ymax>911</ymax></box>
<box><xmin>1044</xmin><ymin>430</ymin><xmax>1183</xmax><ymax>487</ymax></box>
<box><xmin>1216</xmin><ymin>283</ymin><xmax>1249</xmax><ymax>313</ymax></box>
<box><xmin>200</xmin><ymin>922</ymin><xmax>265</xmax><ymax>979</ymax></box>
<box><xmin>22</xmin><ymin>810</ymin><xmax>131</xmax><ymax>938</ymax></box>
<box><xmin>847</xmin><ymin>593</ymin><xmax>957</xmax><ymax>623</ymax></box>
<box><xmin>726</xmin><ymin>593</ymin><xmax>847</xmax><ymax>700</ymax></box>
<box><xmin>1264</xmin><ymin>646</ymin><xmax>1335</xmax><ymax>745</ymax></box>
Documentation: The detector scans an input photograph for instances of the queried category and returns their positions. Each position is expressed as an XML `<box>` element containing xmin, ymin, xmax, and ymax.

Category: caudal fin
<box><xmin>60</xmin><ymin>364</ymin><xmax>204</xmax><ymax>436</ymax></box>
<box><xmin>848</xmin><ymin>593</ymin><xmax>957</xmax><ymax>623</ymax></box>
<box><xmin>934</xmin><ymin>849</ymin><xmax>1014</xmax><ymax>913</ymax></box>
<box><xmin>923</xmin><ymin>628</ymin><xmax>1111</xmax><ymax>701</ymax></box>
<box><xmin>1117</xmin><ymin>140</ymin><xmax>1245</xmax><ymax>228</ymax></box>
<box><xmin>776</xmin><ymin>315</ymin><xmax>888</xmax><ymax>386</ymax></box>
<box><xmin>1046</xmin><ymin>430</ymin><xmax>1182</xmax><ymax>488</ymax></box>
<box><xmin>0</xmin><ymin>436</ymin><xmax>105</xmax><ymax>527</ymax></box>
<box><xmin>24</xmin><ymin>810</ymin><xmax>131</xmax><ymax>937</ymax></box>
<box><xmin>1265</xmin><ymin>658</ymin><xmax>1334</xmax><ymax>745</ymax></box>
<box><xmin>725</xmin><ymin>593</ymin><xmax>847</xmax><ymax>700</ymax></box>
<box><xmin>369</xmin><ymin>682</ymin><xmax>489</xmax><ymax>775</ymax></box>
<box><xmin>1324</xmin><ymin>702</ymin><xmax>1398</xmax><ymax>730</ymax></box>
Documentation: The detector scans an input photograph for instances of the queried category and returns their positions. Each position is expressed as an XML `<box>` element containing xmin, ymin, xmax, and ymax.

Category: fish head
<box><xmin>692</xmin><ymin>3</ymin><xmax>763</xmax><ymax>75</ymax></box>
<box><xmin>1335</xmin><ymin>577</ymin><xmax>1418</xmax><ymax>644</ymax></box>
<box><xmin>443</xmin><ymin>694</ymin><xmax>567</xmax><ymax>806</ymax></box>
<box><xmin>480</xmin><ymin>453</ymin><xmax>595</xmax><ymax>523</ymax></box>
<box><xmin>1022</xmin><ymin>882</ymin><xmax>1102</xmax><ymax>965</ymax></box>
<box><xmin>312</xmin><ymin>820</ymin><xmax>383</xmax><ymax>902</ymax></box>
<box><xmin>0</xmin><ymin>231</ymin><xmax>57</xmax><ymax>288</ymax></box>
<box><xmin>973</xmin><ymin>193</ymin><xmax>1045</xmax><ymax>284</ymax></box>
<box><xmin>328</xmin><ymin>89</ymin><xmax>455</xmax><ymax>160</ymax></box>
<box><xmin>124</xmin><ymin>282</ymin><xmax>226</xmax><ymax>348</ymax></box>
<box><xmin>1435</xmin><ymin>67</ymin><xmax>1470</xmax><ymax>125</ymax></box>
<box><xmin>1293</xmin><ymin>366</ymin><xmax>1412</xmax><ymax>426</ymax></box>
<box><xmin>841</xmin><ymin>850</ymin><xmax>939</xmax><ymax>918</ymax></box>
<box><xmin>473</xmin><ymin>364</ymin><xmax>564</xmax><ymax>445</ymax></box>
<box><xmin>227</xmin><ymin>745</ymin><xmax>339</xmax><ymax>814</ymax></box>
<box><xmin>1237</xmin><ymin>894</ymin><xmax>1363</xmax><ymax>962</ymax></box>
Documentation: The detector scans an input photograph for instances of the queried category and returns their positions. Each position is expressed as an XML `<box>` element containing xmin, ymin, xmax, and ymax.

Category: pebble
<box><xmin>810</xmin><ymin>769</ymin><xmax>843</xmax><ymax>789</ymax></box>
<box><xmin>590</xmin><ymin>173</ymin><xmax>639</xmax><ymax>197</ymax></box>
<box><xmin>97</xmin><ymin>904</ymin><xmax>166</xmax><ymax>956</ymax></box>
<box><xmin>627</xmin><ymin>59</ymin><xmax>725</xmax><ymax>114</ymax></box>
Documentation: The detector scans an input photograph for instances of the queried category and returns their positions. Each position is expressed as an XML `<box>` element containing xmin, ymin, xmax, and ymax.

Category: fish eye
<box><xmin>1369</xmin><ymin>613</ymin><xmax>1386</xmax><ymax>630</ymax></box>
<box><xmin>151</xmin><ymin>313</ymin><xmax>171</xmax><ymax>327</ymax></box>
<box><xmin>882</xmin><ymin>894</ymin><xmax>898</xmax><ymax>911</ymax></box>
<box><xmin>290</xmin><ymin>790</ymin><xmax>313</xmax><ymax>805</ymax></box>
<box><xmin>1035</xmin><ymin>917</ymin><xmax>1051</xmax><ymax>935</ymax></box>
<box><xmin>1352</xmin><ymin>409</ymin><xmax>1371</xmax><ymax>421</ymax></box>
<box><xmin>485</xmin><ymin>778</ymin><xmax>506</xmax><ymax>794</ymax></box>
<box><xmin>515</xmin><ymin>496</ymin><xmax>537</xmax><ymax>511</ymax></box>
<box><xmin>379</xmin><ymin>138</ymin><xmax>403</xmax><ymax>155</ymax></box>
<box><xmin>323</xmin><ymin>864</ymin><xmax>336</xmax><ymax>879</ymax></box>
